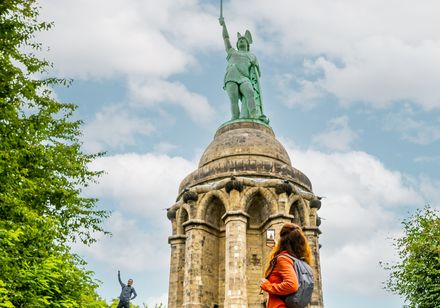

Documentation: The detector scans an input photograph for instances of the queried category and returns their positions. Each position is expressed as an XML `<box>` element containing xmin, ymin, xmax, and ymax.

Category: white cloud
<box><xmin>283</xmin><ymin>144</ymin><xmax>422</xmax><ymax>296</ymax></box>
<box><xmin>312</xmin><ymin>38</ymin><xmax>440</xmax><ymax>109</ymax></box>
<box><xmin>89</xmin><ymin>152</ymin><xmax>195</xmax><ymax>219</ymax></box>
<box><xmin>277</xmin><ymin>38</ymin><xmax>440</xmax><ymax>110</ymax></box>
<box><xmin>275</xmin><ymin>73</ymin><xmax>326</xmax><ymax>110</ymax></box>
<box><xmin>76</xmin><ymin>152</ymin><xmax>196</xmax><ymax>272</ymax></box>
<box><xmin>39</xmin><ymin>0</ymin><xmax>220</xmax><ymax>127</ymax></box>
<box><xmin>322</xmin><ymin>230</ymin><xmax>399</xmax><ymax>295</ymax></box>
<box><xmin>39</xmin><ymin>0</ymin><xmax>219</xmax><ymax>79</ymax></box>
<box><xmin>129</xmin><ymin>78</ymin><xmax>215</xmax><ymax>124</ymax></box>
<box><xmin>312</xmin><ymin>116</ymin><xmax>358</xmax><ymax>151</ymax></box>
<box><xmin>292</xmin><ymin>149</ymin><xmax>421</xmax><ymax>206</ymax></box>
<box><xmin>229</xmin><ymin>0</ymin><xmax>440</xmax><ymax>110</ymax></box>
<box><xmin>38</xmin><ymin>0</ymin><xmax>440</xmax><ymax>111</ymax></box>
<box><xmin>142</xmin><ymin>292</ymin><xmax>168</xmax><ymax>308</ymax></box>
<box><xmin>153</xmin><ymin>142</ymin><xmax>177</xmax><ymax>155</ymax></box>
<box><xmin>74</xmin><ymin>212</ymin><xmax>169</xmax><ymax>271</ymax></box>
<box><xmin>383</xmin><ymin>112</ymin><xmax>440</xmax><ymax>145</ymax></box>
<box><xmin>82</xmin><ymin>105</ymin><xmax>155</xmax><ymax>152</ymax></box>
<box><xmin>418</xmin><ymin>175</ymin><xmax>440</xmax><ymax>205</ymax></box>
<box><xmin>234</xmin><ymin>0</ymin><xmax>440</xmax><ymax>56</ymax></box>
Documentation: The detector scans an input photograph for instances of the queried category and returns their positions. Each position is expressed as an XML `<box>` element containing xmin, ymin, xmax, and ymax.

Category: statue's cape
<box><xmin>242</xmin><ymin>61</ymin><xmax>269</xmax><ymax>124</ymax></box>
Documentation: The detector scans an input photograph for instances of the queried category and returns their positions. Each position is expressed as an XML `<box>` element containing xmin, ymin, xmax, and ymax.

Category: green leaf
<box><xmin>1</xmin><ymin>1</ymin><xmax>109</xmax><ymax>306</ymax></box>
<box><xmin>382</xmin><ymin>205</ymin><xmax>440</xmax><ymax>307</ymax></box>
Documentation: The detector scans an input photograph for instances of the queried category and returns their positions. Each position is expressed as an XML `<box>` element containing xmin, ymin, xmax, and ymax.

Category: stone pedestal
<box><xmin>166</xmin><ymin>121</ymin><xmax>324</xmax><ymax>308</ymax></box>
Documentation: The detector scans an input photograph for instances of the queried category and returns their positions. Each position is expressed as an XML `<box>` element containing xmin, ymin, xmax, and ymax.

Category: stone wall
<box><xmin>246</xmin><ymin>229</ymin><xmax>266</xmax><ymax>307</ymax></box>
<box><xmin>167</xmin><ymin>177</ymin><xmax>324</xmax><ymax>308</ymax></box>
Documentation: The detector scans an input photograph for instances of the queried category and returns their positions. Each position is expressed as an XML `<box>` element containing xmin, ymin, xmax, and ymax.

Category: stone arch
<box><xmin>289</xmin><ymin>200</ymin><xmax>303</xmax><ymax>226</ymax></box>
<box><xmin>192</xmin><ymin>192</ymin><xmax>227</xmax><ymax>307</ymax></box>
<box><xmin>286</xmin><ymin>195</ymin><xmax>301</xmax><ymax>214</ymax></box>
<box><xmin>197</xmin><ymin>190</ymin><xmax>230</xmax><ymax>220</ymax></box>
<box><xmin>247</xmin><ymin>198</ymin><xmax>269</xmax><ymax>229</ymax></box>
<box><xmin>181</xmin><ymin>203</ymin><xmax>191</xmax><ymax>218</ymax></box>
<box><xmin>242</xmin><ymin>187</ymin><xmax>276</xmax><ymax>306</ymax></box>
<box><xmin>177</xmin><ymin>207</ymin><xmax>189</xmax><ymax>235</ymax></box>
<box><xmin>205</xmin><ymin>196</ymin><xmax>227</xmax><ymax>231</ymax></box>
<box><xmin>287</xmin><ymin>195</ymin><xmax>310</xmax><ymax>226</ymax></box>
<box><xmin>240</xmin><ymin>186</ymin><xmax>277</xmax><ymax>215</ymax></box>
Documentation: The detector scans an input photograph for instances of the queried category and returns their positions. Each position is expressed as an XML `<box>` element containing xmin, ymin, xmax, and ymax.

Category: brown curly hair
<box><xmin>264</xmin><ymin>223</ymin><xmax>314</xmax><ymax>277</ymax></box>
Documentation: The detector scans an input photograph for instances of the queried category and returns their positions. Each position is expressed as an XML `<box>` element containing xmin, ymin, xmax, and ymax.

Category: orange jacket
<box><xmin>261</xmin><ymin>251</ymin><xmax>299</xmax><ymax>308</ymax></box>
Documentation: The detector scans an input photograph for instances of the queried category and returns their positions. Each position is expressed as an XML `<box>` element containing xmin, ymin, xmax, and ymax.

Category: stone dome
<box><xmin>179</xmin><ymin>121</ymin><xmax>312</xmax><ymax>193</ymax></box>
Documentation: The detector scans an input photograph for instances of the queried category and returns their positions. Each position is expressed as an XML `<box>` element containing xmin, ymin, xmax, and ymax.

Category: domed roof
<box><xmin>199</xmin><ymin>121</ymin><xmax>291</xmax><ymax>167</ymax></box>
<box><xmin>179</xmin><ymin>121</ymin><xmax>312</xmax><ymax>192</ymax></box>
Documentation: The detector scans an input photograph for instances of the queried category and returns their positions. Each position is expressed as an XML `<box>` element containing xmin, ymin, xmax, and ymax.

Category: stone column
<box><xmin>168</xmin><ymin>235</ymin><xmax>186</xmax><ymax>308</ymax></box>
<box><xmin>303</xmin><ymin>227</ymin><xmax>324</xmax><ymax>308</ymax></box>
<box><xmin>182</xmin><ymin>224</ymin><xmax>204</xmax><ymax>308</ymax></box>
<box><xmin>223</xmin><ymin>211</ymin><xmax>249</xmax><ymax>308</ymax></box>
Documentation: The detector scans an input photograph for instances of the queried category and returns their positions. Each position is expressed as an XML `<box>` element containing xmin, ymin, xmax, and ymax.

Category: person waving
<box><xmin>117</xmin><ymin>270</ymin><xmax>137</xmax><ymax>308</ymax></box>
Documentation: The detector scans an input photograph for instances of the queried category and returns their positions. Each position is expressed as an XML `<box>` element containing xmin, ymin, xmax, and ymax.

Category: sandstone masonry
<box><xmin>167</xmin><ymin>121</ymin><xmax>324</xmax><ymax>308</ymax></box>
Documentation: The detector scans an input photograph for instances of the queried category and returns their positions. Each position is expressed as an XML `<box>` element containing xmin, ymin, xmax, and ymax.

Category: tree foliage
<box><xmin>383</xmin><ymin>206</ymin><xmax>440</xmax><ymax>308</ymax></box>
<box><xmin>0</xmin><ymin>0</ymin><xmax>109</xmax><ymax>306</ymax></box>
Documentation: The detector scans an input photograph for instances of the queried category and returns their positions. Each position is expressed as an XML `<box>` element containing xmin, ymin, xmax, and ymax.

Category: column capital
<box><xmin>168</xmin><ymin>235</ymin><xmax>187</xmax><ymax>245</ymax></box>
<box><xmin>221</xmin><ymin>210</ymin><xmax>249</xmax><ymax>224</ymax></box>
<box><xmin>302</xmin><ymin>226</ymin><xmax>321</xmax><ymax>234</ymax></box>
<box><xmin>268</xmin><ymin>213</ymin><xmax>294</xmax><ymax>221</ymax></box>
<box><xmin>261</xmin><ymin>213</ymin><xmax>294</xmax><ymax>229</ymax></box>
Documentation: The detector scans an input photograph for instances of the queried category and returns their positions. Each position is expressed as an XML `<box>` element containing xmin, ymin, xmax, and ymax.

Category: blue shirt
<box><xmin>118</xmin><ymin>273</ymin><xmax>137</xmax><ymax>302</ymax></box>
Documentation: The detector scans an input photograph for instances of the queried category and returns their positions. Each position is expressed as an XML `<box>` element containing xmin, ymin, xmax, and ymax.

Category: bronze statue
<box><xmin>219</xmin><ymin>9</ymin><xmax>269</xmax><ymax>124</ymax></box>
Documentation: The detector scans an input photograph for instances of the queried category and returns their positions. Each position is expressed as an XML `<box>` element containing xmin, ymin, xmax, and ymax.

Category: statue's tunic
<box><xmin>224</xmin><ymin>48</ymin><xmax>257</xmax><ymax>87</ymax></box>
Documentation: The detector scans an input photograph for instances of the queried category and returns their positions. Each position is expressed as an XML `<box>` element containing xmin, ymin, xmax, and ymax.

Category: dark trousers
<box><xmin>117</xmin><ymin>300</ymin><xmax>130</xmax><ymax>308</ymax></box>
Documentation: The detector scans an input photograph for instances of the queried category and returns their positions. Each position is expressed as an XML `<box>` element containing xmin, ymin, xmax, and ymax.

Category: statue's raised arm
<box><xmin>219</xmin><ymin>17</ymin><xmax>232</xmax><ymax>52</ymax></box>
<box><xmin>218</xmin><ymin>13</ymin><xmax>269</xmax><ymax>124</ymax></box>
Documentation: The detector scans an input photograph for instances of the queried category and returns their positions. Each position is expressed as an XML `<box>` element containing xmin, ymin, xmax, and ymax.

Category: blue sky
<box><xmin>38</xmin><ymin>0</ymin><xmax>440</xmax><ymax>307</ymax></box>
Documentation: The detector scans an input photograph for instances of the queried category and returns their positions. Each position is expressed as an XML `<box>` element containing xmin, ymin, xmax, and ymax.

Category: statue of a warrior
<box><xmin>219</xmin><ymin>16</ymin><xmax>269</xmax><ymax>124</ymax></box>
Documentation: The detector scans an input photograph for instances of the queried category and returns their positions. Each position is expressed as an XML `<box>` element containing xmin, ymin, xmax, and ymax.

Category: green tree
<box><xmin>383</xmin><ymin>206</ymin><xmax>440</xmax><ymax>307</ymax></box>
<box><xmin>0</xmin><ymin>0</ymin><xmax>109</xmax><ymax>307</ymax></box>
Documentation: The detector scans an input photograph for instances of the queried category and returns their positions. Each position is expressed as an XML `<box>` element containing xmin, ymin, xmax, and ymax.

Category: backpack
<box><xmin>269</xmin><ymin>254</ymin><xmax>314</xmax><ymax>308</ymax></box>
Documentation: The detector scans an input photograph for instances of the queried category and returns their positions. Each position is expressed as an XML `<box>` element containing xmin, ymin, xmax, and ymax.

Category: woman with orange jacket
<box><xmin>260</xmin><ymin>223</ymin><xmax>314</xmax><ymax>308</ymax></box>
